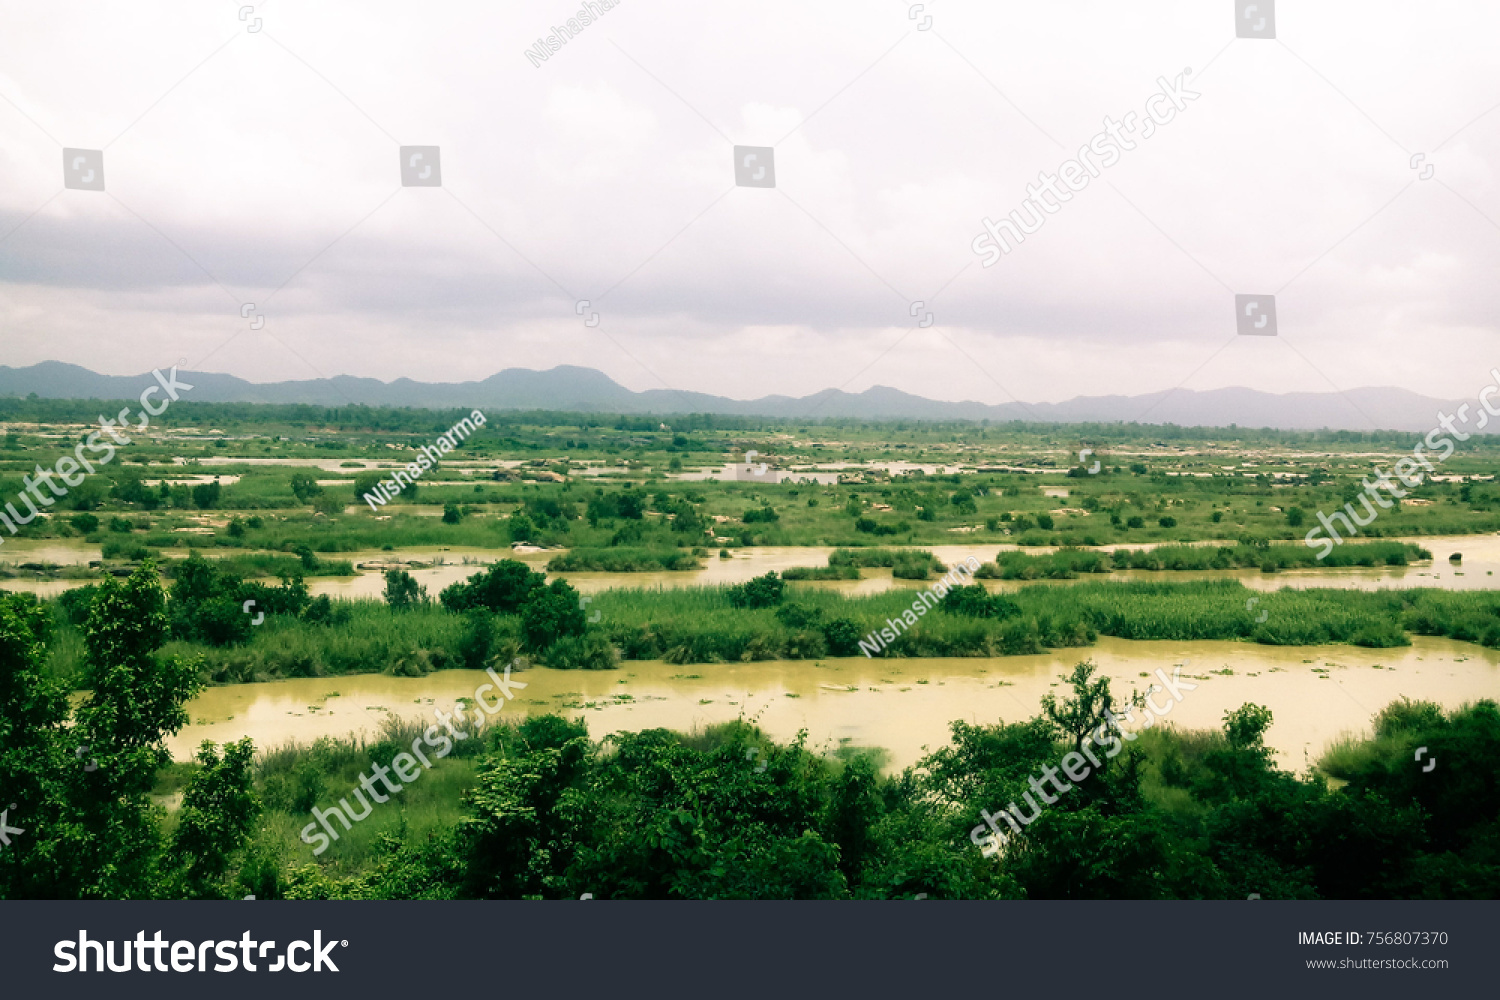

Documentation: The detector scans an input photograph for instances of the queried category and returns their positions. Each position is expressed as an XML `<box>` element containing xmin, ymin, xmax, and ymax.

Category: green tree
<box><xmin>384</xmin><ymin>569</ymin><xmax>428</xmax><ymax>609</ymax></box>
<box><xmin>520</xmin><ymin>578</ymin><xmax>588</xmax><ymax>652</ymax></box>
<box><xmin>172</xmin><ymin>738</ymin><xmax>259</xmax><ymax>898</ymax></box>
<box><xmin>440</xmin><ymin>559</ymin><xmax>545</xmax><ymax>614</ymax></box>
<box><xmin>192</xmin><ymin>480</ymin><xmax>222</xmax><ymax>509</ymax></box>
<box><xmin>71</xmin><ymin>565</ymin><xmax>204</xmax><ymax>897</ymax></box>
<box><xmin>726</xmin><ymin>572</ymin><xmax>784</xmax><ymax>609</ymax></box>
<box><xmin>289</xmin><ymin>472</ymin><xmax>323</xmax><ymax>502</ymax></box>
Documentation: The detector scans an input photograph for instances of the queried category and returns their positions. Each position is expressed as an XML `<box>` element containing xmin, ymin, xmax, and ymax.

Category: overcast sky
<box><xmin>1</xmin><ymin>0</ymin><xmax>1497</xmax><ymax>406</ymax></box>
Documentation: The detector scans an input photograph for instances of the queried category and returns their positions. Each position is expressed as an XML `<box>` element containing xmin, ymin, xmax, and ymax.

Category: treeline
<box><xmin>10</xmin><ymin>393</ymin><xmax>1500</xmax><ymax>447</ymax></box>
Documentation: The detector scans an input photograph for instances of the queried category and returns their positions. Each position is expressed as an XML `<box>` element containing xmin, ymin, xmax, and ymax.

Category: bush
<box><xmin>508</xmin><ymin>513</ymin><xmax>536</xmax><ymax>543</ymax></box>
<box><xmin>290</xmin><ymin>473</ymin><xmax>323</xmax><ymax>501</ymax></box>
<box><xmin>311</xmin><ymin>496</ymin><xmax>343</xmax><ymax>516</ymax></box>
<box><xmin>383</xmin><ymin>569</ymin><xmax>428</xmax><ymax>609</ymax></box>
<box><xmin>743</xmin><ymin>506</ymin><xmax>779</xmax><ymax>523</ymax></box>
<box><xmin>774</xmin><ymin>603</ymin><xmax>822</xmax><ymax>628</ymax></box>
<box><xmin>192</xmin><ymin>481</ymin><xmax>222</xmax><ymax>509</ymax></box>
<box><xmin>822</xmin><ymin>618</ymin><xmax>863</xmax><ymax>656</ymax></box>
<box><xmin>727</xmin><ymin>572</ymin><xmax>785</xmax><ymax>609</ymax></box>
<box><xmin>891</xmin><ymin>552</ymin><xmax>937</xmax><ymax>580</ymax></box>
<box><xmin>443</xmin><ymin>503</ymin><xmax>464</xmax><ymax>524</ymax></box>
<box><xmin>1159</xmin><ymin>516</ymin><xmax>1177</xmax><ymax>528</ymax></box>
<box><xmin>440</xmin><ymin>560</ymin><xmax>546</xmax><ymax>614</ymax></box>
<box><xmin>539</xmin><ymin>631</ymin><xmax>619</xmax><ymax>670</ymax></box>
<box><xmin>69</xmin><ymin>512</ymin><xmax>99</xmax><ymax>534</ymax></box>
<box><xmin>520</xmin><ymin>578</ymin><xmax>588</xmax><ymax>651</ymax></box>
<box><xmin>939</xmin><ymin>584</ymin><xmax>1021</xmax><ymax>620</ymax></box>
<box><xmin>1036</xmin><ymin>514</ymin><xmax>1055</xmax><ymax>530</ymax></box>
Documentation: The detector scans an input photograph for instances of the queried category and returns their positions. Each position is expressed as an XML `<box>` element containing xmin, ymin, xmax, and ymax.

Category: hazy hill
<box><xmin>0</xmin><ymin>361</ymin><xmax>1483</xmax><ymax>433</ymax></box>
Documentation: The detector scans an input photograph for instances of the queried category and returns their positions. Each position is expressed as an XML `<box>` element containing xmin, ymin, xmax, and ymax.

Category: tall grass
<box><xmin>250</xmin><ymin>715</ymin><xmax>514</xmax><ymax>874</ymax></box>
<box><xmin>546</xmin><ymin>547</ymin><xmax>701</xmax><ymax>572</ymax></box>
<box><xmin>975</xmin><ymin>541</ymin><xmax>1427</xmax><ymax>580</ymax></box>
<box><xmin>46</xmin><ymin>573</ymin><xmax>1500</xmax><ymax>686</ymax></box>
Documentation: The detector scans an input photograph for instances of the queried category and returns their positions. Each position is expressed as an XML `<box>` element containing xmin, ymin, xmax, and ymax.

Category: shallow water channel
<box><xmin>8</xmin><ymin>535</ymin><xmax>1498</xmax><ymax>601</ymax></box>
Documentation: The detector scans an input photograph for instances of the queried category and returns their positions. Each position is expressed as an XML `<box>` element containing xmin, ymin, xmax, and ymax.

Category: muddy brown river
<box><xmin>166</xmin><ymin>636</ymin><xmax>1500</xmax><ymax>772</ymax></box>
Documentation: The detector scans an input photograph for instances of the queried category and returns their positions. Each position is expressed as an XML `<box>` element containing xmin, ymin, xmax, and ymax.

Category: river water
<box><xmin>165</xmin><ymin>636</ymin><xmax>1500</xmax><ymax>773</ymax></box>
<box><xmin>7</xmin><ymin>535</ymin><xmax>1500</xmax><ymax>600</ymax></box>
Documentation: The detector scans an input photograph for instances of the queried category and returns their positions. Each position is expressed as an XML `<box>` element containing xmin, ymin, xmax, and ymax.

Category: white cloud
<box><xmin>0</xmin><ymin>0</ymin><xmax>1496</xmax><ymax>405</ymax></box>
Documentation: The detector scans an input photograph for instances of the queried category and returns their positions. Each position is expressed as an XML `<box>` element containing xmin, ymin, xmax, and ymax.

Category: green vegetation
<box><xmin>7</xmin><ymin>555</ymin><xmax>1499</xmax><ymax>901</ymax></box>
<box><xmin>976</xmin><ymin>541</ymin><xmax>1428</xmax><ymax>579</ymax></box>
<box><xmin>17</xmin><ymin>579</ymin><xmax>1497</xmax><ymax>901</ymax></box>
<box><xmin>38</xmin><ymin>556</ymin><xmax>1500</xmax><ymax>684</ymax></box>
<box><xmin>545</xmin><ymin>547</ymin><xmax>701</xmax><ymax>572</ymax></box>
<box><xmin>781</xmin><ymin>565</ymin><xmax>861</xmax><ymax>580</ymax></box>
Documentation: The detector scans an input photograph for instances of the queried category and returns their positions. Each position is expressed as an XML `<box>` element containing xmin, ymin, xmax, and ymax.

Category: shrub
<box><xmin>822</xmin><ymin>618</ymin><xmax>863</xmax><ymax>656</ymax></box>
<box><xmin>312</xmin><ymin>496</ymin><xmax>343</xmax><ymax>516</ymax></box>
<box><xmin>192</xmin><ymin>481</ymin><xmax>222</xmax><ymax>509</ymax></box>
<box><xmin>1159</xmin><ymin>516</ymin><xmax>1177</xmax><ymax>528</ymax></box>
<box><xmin>383</xmin><ymin>569</ymin><xmax>428</xmax><ymax>609</ymax></box>
<box><xmin>891</xmin><ymin>552</ymin><xmax>936</xmax><ymax>580</ymax></box>
<box><xmin>939</xmin><ymin>584</ymin><xmax>1021</xmax><ymax>620</ymax></box>
<box><xmin>440</xmin><ymin>560</ymin><xmax>546</xmax><ymax>614</ymax></box>
<box><xmin>69</xmin><ymin>512</ymin><xmax>99</xmax><ymax>534</ymax></box>
<box><xmin>727</xmin><ymin>572</ymin><xmax>785</xmax><ymax>609</ymax></box>
<box><xmin>520</xmin><ymin>578</ymin><xmax>588</xmax><ymax>651</ymax></box>
<box><xmin>289</xmin><ymin>473</ymin><xmax>323</xmax><ymax>501</ymax></box>
<box><xmin>539</xmin><ymin>631</ymin><xmax>619</xmax><ymax>670</ymax></box>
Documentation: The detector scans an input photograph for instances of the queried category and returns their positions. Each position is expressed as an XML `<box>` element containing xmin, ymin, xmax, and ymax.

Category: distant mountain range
<box><xmin>0</xmin><ymin>361</ymin><xmax>1485</xmax><ymax>434</ymax></box>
